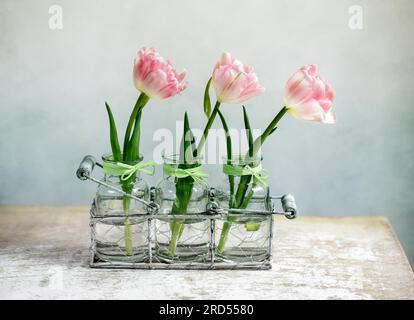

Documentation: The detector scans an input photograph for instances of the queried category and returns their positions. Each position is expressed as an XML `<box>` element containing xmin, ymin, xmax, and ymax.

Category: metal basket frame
<box><xmin>78</xmin><ymin>155</ymin><xmax>297</xmax><ymax>270</ymax></box>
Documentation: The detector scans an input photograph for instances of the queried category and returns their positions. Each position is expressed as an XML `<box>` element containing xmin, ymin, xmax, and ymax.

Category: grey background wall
<box><xmin>1</xmin><ymin>0</ymin><xmax>413</xmax><ymax>265</ymax></box>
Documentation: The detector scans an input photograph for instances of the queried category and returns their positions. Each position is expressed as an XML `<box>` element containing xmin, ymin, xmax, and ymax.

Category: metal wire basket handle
<box><xmin>76</xmin><ymin>155</ymin><xmax>159</xmax><ymax>212</ymax></box>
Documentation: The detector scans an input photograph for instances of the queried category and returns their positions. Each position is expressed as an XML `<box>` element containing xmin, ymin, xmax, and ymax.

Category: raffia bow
<box><xmin>223</xmin><ymin>163</ymin><xmax>269</xmax><ymax>187</ymax></box>
<box><xmin>103</xmin><ymin>160</ymin><xmax>156</xmax><ymax>181</ymax></box>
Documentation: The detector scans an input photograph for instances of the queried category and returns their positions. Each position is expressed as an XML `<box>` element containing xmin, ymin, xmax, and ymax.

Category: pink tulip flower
<box><xmin>284</xmin><ymin>64</ymin><xmax>336</xmax><ymax>124</ymax></box>
<box><xmin>212</xmin><ymin>52</ymin><xmax>265</xmax><ymax>104</ymax></box>
<box><xmin>133</xmin><ymin>47</ymin><xmax>187</xmax><ymax>100</ymax></box>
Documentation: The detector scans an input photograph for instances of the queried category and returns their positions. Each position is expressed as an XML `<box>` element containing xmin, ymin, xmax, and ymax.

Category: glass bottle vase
<box><xmin>92</xmin><ymin>154</ymin><xmax>149</xmax><ymax>263</ymax></box>
<box><xmin>215</xmin><ymin>155</ymin><xmax>272</xmax><ymax>263</ymax></box>
<box><xmin>154</xmin><ymin>155</ymin><xmax>210</xmax><ymax>263</ymax></box>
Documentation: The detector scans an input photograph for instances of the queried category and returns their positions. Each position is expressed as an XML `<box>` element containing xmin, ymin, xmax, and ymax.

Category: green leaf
<box><xmin>126</xmin><ymin>109</ymin><xmax>142</xmax><ymax>162</ymax></box>
<box><xmin>233</xmin><ymin>106</ymin><xmax>255</xmax><ymax>209</ymax></box>
<box><xmin>171</xmin><ymin>113</ymin><xmax>197</xmax><ymax>256</ymax></box>
<box><xmin>189</xmin><ymin>123</ymin><xmax>197</xmax><ymax>157</ymax></box>
<box><xmin>180</xmin><ymin>112</ymin><xmax>196</xmax><ymax>164</ymax></box>
<box><xmin>242</xmin><ymin>106</ymin><xmax>254</xmax><ymax>158</ymax></box>
<box><xmin>217</xmin><ymin>109</ymin><xmax>232</xmax><ymax>161</ymax></box>
<box><xmin>182</xmin><ymin>111</ymin><xmax>197</xmax><ymax>157</ymax></box>
<box><xmin>218</xmin><ymin>109</ymin><xmax>235</xmax><ymax>208</ymax></box>
<box><xmin>269</xmin><ymin>126</ymin><xmax>278</xmax><ymax>136</ymax></box>
<box><xmin>123</xmin><ymin>92</ymin><xmax>149</xmax><ymax>161</ymax></box>
<box><xmin>105</xmin><ymin>102</ymin><xmax>121</xmax><ymax>161</ymax></box>
<box><xmin>203</xmin><ymin>77</ymin><xmax>212</xmax><ymax>119</ymax></box>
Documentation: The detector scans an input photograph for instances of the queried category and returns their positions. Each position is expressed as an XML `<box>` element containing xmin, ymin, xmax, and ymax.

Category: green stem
<box><xmin>251</xmin><ymin>106</ymin><xmax>288</xmax><ymax>158</ymax></box>
<box><xmin>123</xmin><ymin>192</ymin><xmax>133</xmax><ymax>256</ymax></box>
<box><xmin>169</xmin><ymin>220</ymin><xmax>185</xmax><ymax>256</ymax></box>
<box><xmin>217</xmin><ymin>221</ymin><xmax>231</xmax><ymax>254</ymax></box>
<box><xmin>128</xmin><ymin>109</ymin><xmax>142</xmax><ymax>161</ymax></box>
<box><xmin>234</xmin><ymin>175</ymin><xmax>251</xmax><ymax>208</ymax></box>
<box><xmin>121</xmin><ymin>93</ymin><xmax>149</xmax><ymax>256</ymax></box>
<box><xmin>193</xmin><ymin>101</ymin><xmax>221</xmax><ymax>159</ymax></box>
<box><xmin>169</xmin><ymin>174</ymin><xmax>194</xmax><ymax>256</ymax></box>
<box><xmin>217</xmin><ymin>183</ymin><xmax>255</xmax><ymax>254</ymax></box>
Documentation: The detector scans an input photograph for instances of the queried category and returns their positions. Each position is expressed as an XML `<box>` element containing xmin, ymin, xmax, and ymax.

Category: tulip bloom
<box><xmin>284</xmin><ymin>64</ymin><xmax>335</xmax><ymax>123</ymax></box>
<box><xmin>283</xmin><ymin>64</ymin><xmax>335</xmax><ymax>124</ymax></box>
<box><xmin>211</xmin><ymin>52</ymin><xmax>265</xmax><ymax>104</ymax></box>
<box><xmin>251</xmin><ymin>64</ymin><xmax>336</xmax><ymax>156</ymax></box>
<box><xmin>133</xmin><ymin>47</ymin><xmax>187</xmax><ymax>100</ymax></box>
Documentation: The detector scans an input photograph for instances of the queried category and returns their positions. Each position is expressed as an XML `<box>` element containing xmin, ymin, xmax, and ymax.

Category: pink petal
<box><xmin>322</xmin><ymin>111</ymin><xmax>336</xmax><ymax>124</ymax></box>
<box><xmin>287</xmin><ymin>99</ymin><xmax>325</xmax><ymax>122</ymax></box>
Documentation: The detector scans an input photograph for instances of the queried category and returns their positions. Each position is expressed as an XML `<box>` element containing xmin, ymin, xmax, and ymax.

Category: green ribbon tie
<box><xmin>163</xmin><ymin>164</ymin><xmax>209</xmax><ymax>185</ymax></box>
<box><xmin>103</xmin><ymin>160</ymin><xmax>156</xmax><ymax>181</ymax></box>
<box><xmin>223</xmin><ymin>163</ymin><xmax>269</xmax><ymax>187</ymax></box>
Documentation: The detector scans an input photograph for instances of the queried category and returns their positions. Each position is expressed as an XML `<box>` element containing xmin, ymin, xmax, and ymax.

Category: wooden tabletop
<box><xmin>0</xmin><ymin>206</ymin><xmax>413</xmax><ymax>300</ymax></box>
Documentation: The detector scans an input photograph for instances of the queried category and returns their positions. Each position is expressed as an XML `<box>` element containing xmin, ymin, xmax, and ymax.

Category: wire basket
<box><xmin>77</xmin><ymin>155</ymin><xmax>297</xmax><ymax>270</ymax></box>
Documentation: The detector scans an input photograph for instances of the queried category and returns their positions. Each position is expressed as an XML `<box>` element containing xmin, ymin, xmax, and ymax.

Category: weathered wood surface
<box><xmin>0</xmin><ymin>206</ymin><xmax>413</xmax><ymax>300</ymax></box>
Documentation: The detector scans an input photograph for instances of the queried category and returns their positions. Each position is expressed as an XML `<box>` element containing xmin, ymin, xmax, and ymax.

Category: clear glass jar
<box><xmin>92</xmin><ymin>153</ymin><xmax>149</xmax><ymax>263</ymax></box>
<box><xmin>154</xmin><ymin>155</ymin><xmax>209</xmax><ymax>263</ymax></box>
<box><xmin>215</xmin><ymin>155</ymin><xmax>271</xmax><ymax>262</ymax></box>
